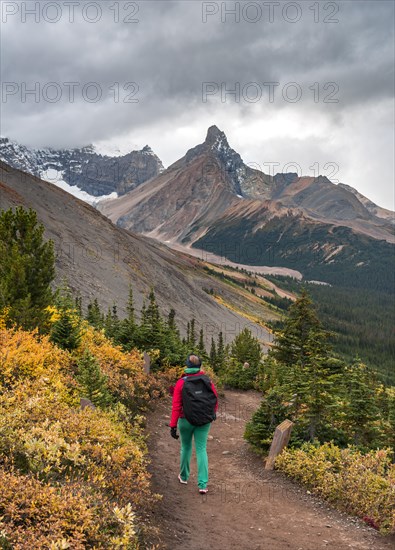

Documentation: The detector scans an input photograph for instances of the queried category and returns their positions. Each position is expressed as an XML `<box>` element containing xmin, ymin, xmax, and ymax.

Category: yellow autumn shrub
<box><xmin>0</xmin><ymin>326</ymin><xmax>161</xmax><ymax>548</ymax></box>
<box><xmin>0</xmin><ymin>327</ymin><xmax>71</xmax><ymax>391</ymax></box>
<box><xmin>276</xmin><ymin>442</ymin><xmax>395</xmax><ymax>534</ymax></box>
<box><xmin>77</xmin><ymin>325</ymin><xmax>157</xmax><ymax>410</ymax></box>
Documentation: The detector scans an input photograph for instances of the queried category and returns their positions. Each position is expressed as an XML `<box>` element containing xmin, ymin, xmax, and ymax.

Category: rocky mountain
<box><xmin>0</xmin><ymin>137</ymin><xmax>164</xmax><ymax>202</ymax></box>
<box><xmin>99</xmin><ymin>125</ymin><xmax>273</xmax><ymax>242</ymax></box>
<box><xmin>100</xmin><ymin>126</ymin><xmax>394</xmax><ymax>292</ymax></box>
<box><xmin>0</xmin><ymin>159</ymin><xmax>281</xmax><ymax>345</ymax></box>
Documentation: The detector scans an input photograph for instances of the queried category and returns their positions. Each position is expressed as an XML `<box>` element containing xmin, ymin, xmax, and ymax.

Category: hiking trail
<box><xmin>146</xmin><ymin>390</ymin><xmax>395</xmax><ymax>550</ymax></box>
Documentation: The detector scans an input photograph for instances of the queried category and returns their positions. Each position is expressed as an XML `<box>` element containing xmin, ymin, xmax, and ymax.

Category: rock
<box><xmin>222</xmin><ymin>451</ymin><xmax>231</xmax><ymax>455</ymax></box>
<box><xmin>208</xmin><ymin>435</ymin><xmax>214</xmax><ymax>440</ymax></box>
<box><xmin>80</xmin><ymin>398</ymin><xmax>95</xmax><ymax>410</ymax></box>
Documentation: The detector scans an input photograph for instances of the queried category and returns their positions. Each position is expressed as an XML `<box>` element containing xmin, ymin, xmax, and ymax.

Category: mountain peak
<box><xmin>205</xmin><ymin>125</ymin><xmax>227</xmax><ymax>146</ymax></box>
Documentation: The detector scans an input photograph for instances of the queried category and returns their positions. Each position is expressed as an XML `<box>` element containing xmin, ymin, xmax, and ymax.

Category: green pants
<box><xmin>178</xmin><ymin>417</ymin><xmax>211</xmax><ymax>489</ymax></box>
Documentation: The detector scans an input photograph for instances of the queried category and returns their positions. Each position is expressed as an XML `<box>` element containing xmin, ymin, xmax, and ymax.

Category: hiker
<box><xmin>169</xmin><ymin>354</ymin><xmax>218</xmax><ymax>494</ymax></box>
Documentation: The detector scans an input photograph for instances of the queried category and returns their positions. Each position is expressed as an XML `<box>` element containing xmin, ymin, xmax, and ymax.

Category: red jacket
<box><xmin>169</xmin><ymin>371</ymin><xmax>218</xmax><ymax>428</ymax></box>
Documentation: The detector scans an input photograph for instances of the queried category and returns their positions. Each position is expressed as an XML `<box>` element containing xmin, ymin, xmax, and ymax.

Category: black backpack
<box><xmin>181</xmin><ymin>374</ymin><xmax>217</xmax><ymax>426</ymax></box>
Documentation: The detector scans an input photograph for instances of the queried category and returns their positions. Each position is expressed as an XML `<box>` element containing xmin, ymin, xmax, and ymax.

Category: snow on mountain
<box><xmin>40</xmin><ymin>168</ymin><xmax>118</xmax><ymax>206</ymax></box>
<box><xmin>0</xmin><ymin>137</ymin><xmax>163</xmax><ymax>199</ymax></box>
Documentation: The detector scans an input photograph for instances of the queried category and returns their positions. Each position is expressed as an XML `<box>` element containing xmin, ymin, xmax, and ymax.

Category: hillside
<box><xmin>193</xmin><ymin>202</ymin><xmax>395</xmax><ymax>293</ymax></box>
<box><xmin>0</xmin><ymin>160</ymin><xmax>280</xmax><ymax>344</ymax></box>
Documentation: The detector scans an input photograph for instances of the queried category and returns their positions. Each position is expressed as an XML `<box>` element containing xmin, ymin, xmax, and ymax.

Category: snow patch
<box><xmin>40</xmin><ymin>169</ymin><xmax>118</xmax><ymax>206</ymax></box>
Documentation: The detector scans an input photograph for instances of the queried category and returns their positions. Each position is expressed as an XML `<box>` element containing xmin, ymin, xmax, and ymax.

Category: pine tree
<box><xmin>118</xmin><ymin>284</ymin><xmax>137</xmax><ymax>350</ymax></box>
<box><xmin>0</xmin><ymin>207</ymin><xmax>55</xmax><ymax>330</ymax></box>
<box><xmin>161</xmin><ymin>308</ymin><xmax>185</xmax><ymax>365</ymax></box>
<box><xmin>209</xmin><ymin>337</ymin><xmax>217</xmax><ymax>370</ymax></box>
<box><xmin>216</xmin><ymin>331</ymin><xmax>226</xmax><ymax>372</ymax></box>
<box><xmin>74</xmin><ymin>296</ymin><xmax>82</xmax><ymax>317</ymax></box>
<box><xmin>272</xmin><ymin>289</ymin><xmax>330</xmax><ymax>368</ymax></box>
<box><xmin>86</xmin><ymin>298</ymin><xmax>103</xmax><ymax>328</ymax></box>
<box><xmin>104</xmin><ymin>304</ymin><xmax>120</xmax><ymax>341</ymax></box>
<box><xmin>387</xmin><ymin>391</ymin><xmax>395</xmax><ymax>450</ymax></box>
<box><xmin>244</xmin><ymin>290</ymin><xmax>348</xmax><ymax>449</ymax></box>
<box><xmin>189</xmin><ymin>318</ymin><xmax>197</xmax><ymax>349</ymax></box>
<box><xmin>50</xmin><ymin>286</ymin><xmax>81</xmax><ymax>351</ymax></box>
<box><xmin>244</xmin><ymin>388</ymin><xmax>288</xmax><ymax>450</ymax></box>
<box><xmin>76</xmin><ymin>349</ymin><xmax>113</xmax><ymax>408</ymax></box>
<box><xmin>341</xmin><ymin>361</ymin><xmax>381</xmax><ymax>448</ymax></box>
<box><xmin>223</xmin><ymin>328</ymin><xmax>263</xmax><ymax>389</ymax></box>
<box><xmin>230</xmin><ymin>328</ymin><xmax>262</xmax><ymax>371</ymax></box>
<box><xmin>186</xmin><ymin>321</ymin><xmax>190</xmax><ymax>346</ymax></box>
<box><xmin>197</xmin><ymin>328</ymin><xmax>207</xmax><ymax>361</ymax></box>
<box><xmin>136</xmin><ymin>290</ymin><xmax>164</xmax><ymax>369</ymax></box>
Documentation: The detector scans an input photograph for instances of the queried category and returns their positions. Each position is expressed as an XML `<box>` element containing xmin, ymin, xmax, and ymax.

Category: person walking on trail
<box><xmin>169</xmin><ymin>354</ymin><xmax>218</xmax><ymax>494</ymax></box>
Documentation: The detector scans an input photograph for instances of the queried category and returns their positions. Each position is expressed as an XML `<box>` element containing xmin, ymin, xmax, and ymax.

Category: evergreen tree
<box><xmin>209</xmin><ymin>337</ymin><xmax>217</xmax><ymax>370</ymax></box>
<box><xmin>86</xmin><ymin>298</ymin><xmax>103</xmax><ymax>328</ymax></box>
<box><xmin>197</xmin><ymin>328</ymin><xmax>207</xmax><ymax>360</ymax></box>
<box><xmin>161</xmin><ymin>308</ymin><xmax>185</xmax><ymax>365</ymax></box>
<box><xmin>341</xmin><ymin>361</ymin><xmax>381</xmax><ymax>448</ymax></box>
<box><xmin>76</xmin><ymin>349</ymin><xmax>113</xmax><ymax>408</ymax></box>
<box><xmin>244</xmin><ymin>389</ymin><xmax>289</xmax><ymax>450</ymax></box>
<box><xmin>104</xmin><ymin>304</ymin><xmax>120</xmax><ymax>341</ymax></box>
<box><xmin>74</xmin><ymin>296</ymin><xmax>82</xmax><ymax>317</ymax></box>
<box><xmin>167</xmin><ymin>308</ymin><xmax>177</xmax><ymax>332</ymax></box>
<box><xmin>136</xmin><ymin>290</ymin><xmax>166</xmax><ymax>369</ymax></box>
<box><xmin>189</xmin><ymin>318</ymin><xmax>197</xmax><ymax>349</ymax></box>
<box><xmin>117</xmin><ymin>284</ymin><xmax>137</xmax><ymax>350</ymax></box>
<box><xmin>223</xmin><ymin>328</ymin><xmax>263</xmax><ymax>389</ymax></box>
<box><xmin>0</xmin><ymin>207</ymin><xmax>55</xmax><ymax>330</ymax></box>
<box><xmin>244</xmin><ymin>290</ymin><xmax>349</xmax><ymax>449</ymax></box>
<box><xmin>230</xmin><ymin>328</ymin><xmax>262</xmax><ymax>371</ymax></box>
<box><xmin>272</xmin><ymin>289</ymin><xmax>330</xmax><ymax>368</ymax></box>
<box><xmin>186</xmin><ymin>321</ymin><xmax>190</xmax><ymax>346</ymax></box>
<box><xmin>50</xmin><ymin>286</ymin><xmax>81</xmax><ymax>351</ymax></box>
<box><xmin>216</xmin><ymin>331</ymin><xmax>226</xmax><ymax>372</ymax></box>
<box><xmin>387</xmin><ymin>391</ymin><xmax>395</xmax><ymax>450</ymax></box>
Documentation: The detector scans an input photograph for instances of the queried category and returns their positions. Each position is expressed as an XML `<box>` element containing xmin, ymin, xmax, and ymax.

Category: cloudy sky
<box><xmin>1</xmin><ymin>0</ymin><xmax>394</xmax><ymax>209</ymax></box>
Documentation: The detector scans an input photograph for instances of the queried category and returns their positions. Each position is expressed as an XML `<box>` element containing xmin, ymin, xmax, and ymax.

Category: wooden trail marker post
<box><xmin>265</xmin><ymin>419</ymin><xmax>294</xmax><ymax>470</ymax></box>
<box><xmin>143</xmin><ymin>351</ymin><xmax>151</xmax><ymax>374</ymax></box>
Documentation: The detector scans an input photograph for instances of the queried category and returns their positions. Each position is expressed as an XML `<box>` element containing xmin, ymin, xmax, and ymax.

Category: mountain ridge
<box><xmin>98</xmin><ymin>126</ymin><xmax>394</xmax><ymax>292</ymax></box>
<box><xmin>0</xmin><ymin>136</ymin><xmax>164</xmax><ymax>199</ymax></box>
<box><xmin>100</xmin><ymin>125</ymin><xmax>394</xmax><ymax>244</ymax></box>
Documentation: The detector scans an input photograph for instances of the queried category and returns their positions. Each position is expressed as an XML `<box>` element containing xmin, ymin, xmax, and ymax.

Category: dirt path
<box><xmin>145</xmin><ymin>390</ymin><xmax>394</xmax><ymax>550</ymax></box>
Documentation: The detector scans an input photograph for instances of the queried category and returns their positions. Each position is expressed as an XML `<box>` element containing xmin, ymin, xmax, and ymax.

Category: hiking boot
<box><xmin>178</xmin><ymin>474</ymin><xmax>187</xmax><ymax>484</ymax></box>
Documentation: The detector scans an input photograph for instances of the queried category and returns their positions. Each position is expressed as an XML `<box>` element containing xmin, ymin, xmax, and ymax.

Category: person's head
<box><xmin>243</xmin><ymin>362</ymin><xmax>250</xmax><ymax>369</ymax></box>
<box><xmin>185</xmin><ymin>354</ymin><xmax>202</xmax><ymax>369</ymax></box>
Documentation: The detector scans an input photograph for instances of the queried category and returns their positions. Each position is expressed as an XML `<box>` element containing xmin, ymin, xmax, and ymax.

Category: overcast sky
<box><xmin>1</xmin><ymin>0</ymin><xmax>394</xmax><ymax>209</ymax></box>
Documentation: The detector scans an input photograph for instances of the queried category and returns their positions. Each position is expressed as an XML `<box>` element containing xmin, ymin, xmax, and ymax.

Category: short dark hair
<box><xmin>186</xmin><ymin>354</ymin><xmax>201</xmax><ymax>367</ymax></box>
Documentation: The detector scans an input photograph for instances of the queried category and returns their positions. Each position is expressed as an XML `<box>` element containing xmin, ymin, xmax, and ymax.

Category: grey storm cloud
<box><xmin>0</xmin><ymin>0</ymin><xmax>394</xmax><ymax>208</ymax></box>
